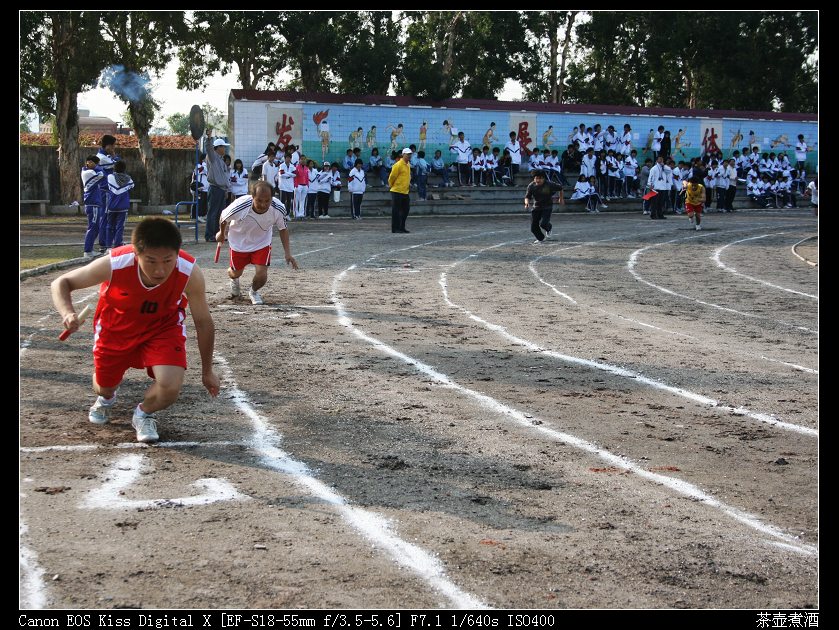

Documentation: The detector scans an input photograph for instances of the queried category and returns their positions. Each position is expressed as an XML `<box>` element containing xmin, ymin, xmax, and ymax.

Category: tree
<box><xmin>99</xmin><ymin>12</ymin><xmax>186</xmax><ymax>204</ymax></box>
<box><xmin>177</xmin><ymin>12</ymin><xmax>284</xmax><ymax>91</ymax></box>
<box><xmin>20</xmin><ymin>11</ymin><xmax>107</xmax><ymax>203</ymax></box>
<box><xmin>331</xmin><ymin>12</ymin><xmax>401</xmax><ymax>95</ymax></box>
<box><xmin>201</xmin><ymin>102</ymin><xmax>228</xmax><ymax>136</ymax></box>
<box><xmin>518</xmin><ymin>11</ymin><xmax>580</xmax><ymax>104</ymax></box>
<box><xmin>276</xmin><ymin>12</ymin><xmax>343</xmax><ymax>92</ymax></box>
<box><xmin>397</xmin><ymin>11</ymin><xmax>527</xmax><ymax>100</ymax></box>
<box><xmin>166</xmin><ymin>112</ymin><xmax>190</xmax><ymax>136</ymax></box>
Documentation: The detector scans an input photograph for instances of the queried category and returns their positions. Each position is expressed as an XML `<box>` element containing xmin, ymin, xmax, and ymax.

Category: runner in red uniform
<box><xmin>51</xmin><ymin>218</ymin><xmax>220</xmax><ymax>443</ymax></box>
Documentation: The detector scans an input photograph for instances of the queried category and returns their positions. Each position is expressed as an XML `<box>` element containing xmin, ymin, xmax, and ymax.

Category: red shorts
<box><xmin>93</xmin><ymin>325</ymin><xmax>187</xmax><ymax>388</ymax></box>
<box><xmin>230</xmin><ymin>245</ymin><xmax>271</xmax><ymax>270</ymax></box>
<box><xmin>685</xmin><ymin>202</ymin><xmax>703</xmax><ymax>215</ymax></box>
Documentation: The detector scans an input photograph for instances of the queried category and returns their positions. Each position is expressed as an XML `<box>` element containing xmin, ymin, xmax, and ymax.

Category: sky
<box><xmin>25</xmin><ymin>58</ymin><xmax>524</xmax><ymax>132</ymax></box>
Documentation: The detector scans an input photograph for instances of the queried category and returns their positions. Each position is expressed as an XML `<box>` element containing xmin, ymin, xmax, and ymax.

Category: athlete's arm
<box><xmin>278</xmin><ymin>228</ymin><xmax>299</xmax><ymax>270</ymax></box>
<box><xmin>50</xmin><ymin>255</ymin><xmax>111</xmax><ymax>334</ymax></box>
<box><xmin>184</xmin><ymin>265</ymin><xmax>220</xmax><ymax>397</ymax></box>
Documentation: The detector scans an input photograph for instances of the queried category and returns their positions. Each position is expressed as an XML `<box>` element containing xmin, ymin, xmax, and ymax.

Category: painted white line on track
<box><xmin>332</xmin><ymin>237</ymin><xmax>817</xmax><ymax>556</ymax></box>
<box><xmin>21</xmin><ymin>441</ymin><xmax>241</xmax><ymax>453</ymax></box>
<box><xmin>711</xmin><ymin>234</ymin><xmax>818</xmax><ymax>299</ymax></box>
<box><xmin>19</xmin><ymin>511</ymin><xmax>48</xmax><ymax>609</ymax></box>
<box><xmin>446</xmin><ymin>238</ymin><xmax>816</xmax><ymax>437</ymax></box>
<box><xmin>529</xmin><ymin>228</ymin><xmax>817</xmax><ymax>373</ymax></box>
<box><xmin>790</xmin><ymin>235</ymin><xmax>818</xmax><ymax>267</ymax></box>
<box><xmin>81</xmin><ymin>453</ymin><xmax>246</xmax><ymax>510</ymax></box>
<box><xmin>628</xmin><ymin>230</ymin><xmax>818</xmax><ymax>334</ymax></box>
<box><xmin>20</xmin><ymin>288</ymin><xmax>100</xmax><ymax>356</ymax></box>
<box><xmin>214</xmin><ymin>354</ymin><xmax>486</xmax><ymax>609</ymax></box>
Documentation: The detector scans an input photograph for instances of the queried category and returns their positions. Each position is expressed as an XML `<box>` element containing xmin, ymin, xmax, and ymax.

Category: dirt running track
<box><xmin>20</xmin><ymin>211</ymin><xmax>818</xmax><ymax>609</ymax></box>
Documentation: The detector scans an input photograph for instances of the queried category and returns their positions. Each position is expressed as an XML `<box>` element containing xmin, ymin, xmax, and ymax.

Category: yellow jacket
<box><xmin>685</xmin><ymin>183</ymin><xmax>705</xmax><ymax>205</ymax></box>
<box><xmin>389</xmin><ymin>159</ymin><xmax>411</xmax><ymax>194</ymax></box>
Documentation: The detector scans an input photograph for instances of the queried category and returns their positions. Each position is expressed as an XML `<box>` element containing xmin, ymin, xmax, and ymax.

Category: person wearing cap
<box><xmin>389</xmin><ymin>148</ymin><xmax>412</xmax><ymax>233</ymax></box>
<box><xmin>205</xmin><ymin>137</ymin><xmax>231</xmax><ymax>242</ymax></box>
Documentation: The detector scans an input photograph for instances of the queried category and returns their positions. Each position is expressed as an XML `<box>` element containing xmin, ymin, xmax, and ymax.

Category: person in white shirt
<box><xmin>714</xmin><ymin>160</ymin><xmax>729</xmax><ymax>211</ymax></box>
<box><xmin>585</xmin><ymin>175</ymin><xmax>607</xmax><ymax>212</ymax></box>
<box><xmin>257</xmin><ymin>149</ymin><xmax>280</xmax><ymax>195</ymax></box>
<box><xmin>229</xmin><ymin>159</ymin><xmax>249</xmax><ymax>198</ymax></box>
<box><xmin>314</xmin><ymin>161</ymin><xmax>333</xmax><ymax>218</ymax></box>
<box><xmin>669</xmin><ymin>159</ymin><xmax>682</xmax><ymax>213</ymax></box>
<box><xmin>572</xmin><ymin>124</ymin><xmax>589</xmax><ymax>152</ymax></box>
<box><xmin>216</xmin><ymin>180</ymin><xmax>299</xmax><ymax>305</ymax></box>
<box><xmin>450</xmin><ymin>131</ymin><xmax>472</xmax><ymax>186</ymax></box>
<box><xmin>620</xmin><ymin>124</ymin><xmax>633</xmax><ymax>157</ymax></box>
<box><xmin>624</xmin><ymin>149</ymin><xmax>639</xmax><ymax>197</ymax></box>
<box><xmin>592</xmin><ymin>124</ymin><xmax>604</xmax><ymax>153</ymax></box>
<box><xmin>805</xmin><ymin>176</ymin><xmax>818</xmax><ymax>215</ymax></box>
<box><xmin>794</xmin><ymin>134</ymin><xmax>808</xmax><ymax>175</ymax></box>
<box><xmin>652</xmin><ymin>125</ymin><xmax>664</xmax><ymax>160</ymax></box>
<box><xmin>505</xmin><ymin>131</ymin><xmax>522</xmax><ymax>177</ymax></box>
<box><xmin>570</xmin><ymin>175</ymin><xmax>592</xmax><ymax>201</ymax></box>
<box><xmin>605</xmin><ymin>149</ymin><xmax>621</xmax><ymax>199</ymax></box>
<box><xmin>347</xmin><ymin>159</ymin><xmax>366</xmax><ymax>219</ymax></box>
<box><xmin>305</xmin><ymin>160</ymin><xmax>319</xmax><ymax>219</ymax></box>
<box><xmin>581</xmin><ymin>147</ymin><xmax>597</xmax><ymax>179</ymax></box>
<box><xmin>528</xmin><ymin>147</ymin><xmax>541</xmax><ymax>173</ymax></box>
<box><xmin>603</xmin><ymin>125</ymin><xmax>618</xmax><ymax>154</ymax></box>
<box><xmin>277</xmin><ymin>153</ymin><xmax>297</xmax><ymax>214</ymax></box>
<box><xmin>724</xmin><ymin>158</ymin><xmax>738</xmax><ymax>212</ymax></box>
<box><xmin>469</xmin><ymin>148</ymin><xmax>484</xmax><ymax>186</ymax></box>
<box><xmin>648</xmin><ymin>155</ymin><xmax>672</xmax><ymax>220</ymax></box>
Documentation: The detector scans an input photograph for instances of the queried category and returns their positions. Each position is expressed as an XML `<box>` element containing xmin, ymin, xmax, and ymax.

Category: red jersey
<box><xmin>93</xmin><ymin>245</ymin><xmax>195</xmax><ymax>351</ymax></box>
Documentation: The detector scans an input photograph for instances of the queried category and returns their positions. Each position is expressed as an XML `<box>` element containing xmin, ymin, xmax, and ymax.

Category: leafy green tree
<box><xmin>276</xmin><ymin>12</ymin><xmax>342</xmax><ymax>92</ymax></box>
<box><xmin>20</xmin><ymin>11</ymin><xmax>107</xmax><ymax>203</ymax></box>
<box><xmin>100</xmin><ymin>11</ymin><xmax>186</xmax><ymax>204</ymax></box>
<box><xmin>331</xmin><ymin>12</ymin><xmax>401</xmax><ymax>95</ymax></box>
<box><xmin>177</xmin><ymin>12</ymin><xmax>284</xmax><ymax>91</ymax></box>
<box><xmin>166</xmin><ymin>112</ymin><xmax>190</xmax><ymax>136</ymax></box>
<box><xmin>397</xmin><ymin>11</ymin><xmax>528</xmax><ymax>100</ymax></box>
<box><xmin>518</xmin><ymin>11</ymin><xmax>580</xmax><ymax>103</ymax></box>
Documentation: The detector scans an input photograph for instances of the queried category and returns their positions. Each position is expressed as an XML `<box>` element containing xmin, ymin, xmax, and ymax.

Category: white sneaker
<box><xmin>321</xmin><ymin>214</ymin><xmax>331</xmax><ymax>219</ymax></box>
<box><xmin>229</xmin><ymin>277</ymin><xmax>241</xmax><ymax>298</ymax></box>
<box><xmin>249</xmin><ymin>288</ymin><xmax>264</xmax><ymax>305</ymax></box>
<box><xmin>600</xmin><ymin>203</ymin><xmax>608</xmax><ymax>208</ymax></box>
<box><xmin>546</xmin><ymin>228</ymin><xmax>552</xmax><ymax>239</ymax></box>
<box><xmin>83</xmin><ymin>251</ymin><xmax>96</xmax><ymax>259</ymax></box>
<box><xmin>695</xmin><ymin>224</ymin><xmax>702</xmax><ymax>231</ymax></box>
<box><xmin>131</xmin><ymin>405</ymin><xmax>159</xmax><ymax>443</ymax></box>
<box><xmin>532</xmin><ymin>239</ymin><xmax>544</xmax><ymax>245</ymax></box>
<box><xmin>89</xmin><ymin>389</ymin><xmax>118</xmax><ymax>424</ymax></box>
<box><xmin>196</xmin><ymin>216</ymin><xmax>207</xmax><ymax>223</ymax></box>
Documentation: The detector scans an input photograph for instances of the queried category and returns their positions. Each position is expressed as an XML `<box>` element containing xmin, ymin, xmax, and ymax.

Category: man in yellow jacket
<box><xmin>389</xmin><ymin>147</ymin><xmax>413</xmax><ymax>233</ymax></box>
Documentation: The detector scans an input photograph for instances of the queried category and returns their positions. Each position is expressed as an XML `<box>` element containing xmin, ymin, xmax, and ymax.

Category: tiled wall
<box><xmin>230</xmin><ymin>99</ymin><xmax>819</xmax><ymax>172</ymax></box>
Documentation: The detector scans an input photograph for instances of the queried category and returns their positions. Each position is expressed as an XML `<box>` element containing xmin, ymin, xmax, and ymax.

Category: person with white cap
<box><xmin>389</xmin><ymin>148</ymin><xmax>413</xmax><ymax>233</ymax></box>
<box><xmin>205</xmin><ymin>137</ymin><xmax>231</xmax><ymax>241</ymax></box>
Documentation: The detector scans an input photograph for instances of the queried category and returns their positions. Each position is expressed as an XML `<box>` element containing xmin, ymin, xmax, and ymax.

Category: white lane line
<box><xmin>790</xmin><ymin>235</ymin><xmax>818</xmax><ymax>267</ymax></box>
<box><xmin>711</xmin><ymin>234</ymin><xmax>818</xmax><ymax>299</ymax></box>
<box><xmin>213</xmin><ymin>354</ymin><xmax>486</xmax><ymax>609</ymax></box>
<box><xmin>627</xmin><ymin>231</ymin><xmax>817</xmax><ymax>334</ymax></box>
<box><xmin>81</xmin><ymin>453</ymin><xmax>246</xmax><ymax>510</ymax></box>
<box><xmin>19</xmin><ymin>510</ymin><xmax>48</xmax><ymax>609</ymax></box>
<box><xmin>20</xmin><ymin>441</ymin><xmax>240</xmax><ymax>453</ymax></box>
<box><xmin>449</xmin><ymin>238</ymin><xmax>816</xmax><ymax>436</ymax></box>
<box><xmin>530</xmin><ymin>230</ymin><xmax>817</xmax><ymax>373</ymax></box>
<box><xmin>332</xmin><ymin>262</ymin><xmax>817</xmax><ymax>557</ymax></box>
<box><xmin>20</xmin><ymin>288</ymin><xmax>100</xmax><ymax>356</ymax></box>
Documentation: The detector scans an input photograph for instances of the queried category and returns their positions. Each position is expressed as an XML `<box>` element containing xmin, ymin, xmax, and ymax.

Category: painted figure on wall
<box><xmin>730</xmin><ymin>128</ymin><xmax>743</xmax><ymax>149</ymax></box>
<box><xmin>419</xmin><ymin>121</ymin><xmax>428</xmax><ymax>151</ymax></box>
<box><xmin>771</xmin><ymin>134</ymin><xmax>790</xmax><ymax>148</ymax></box>
<box><xmin>349</xmin><ymin>126</ymin><xmax>363</xmax><ymax>149</ymax></box>
<box><xmin>674</xmin><ymin>128</ymin><xmax>690</xmax><ymax>158</ymax></box>
<box><xmin>367</xmin><ymin>125</ymin><xmax>377</xmax><ymax>150</ymax></box>
<box><xmin>387</xmin><ymin>123</ymin><xmax>405</xmax><ymax>151</ymax></box>
<box><xmin>483</xmin><ymin>122</ymin><xmax>497</xmax><ymax>147</ymax></box>
<box><xmin>542</xmin><ymin>125</ymin><xmax>556</xmax><ymax>150</ymax></box>
<box><xmin>314</xmin><ymin>110</ymin><xmax>330</xmax><ymax>160</ymax></box>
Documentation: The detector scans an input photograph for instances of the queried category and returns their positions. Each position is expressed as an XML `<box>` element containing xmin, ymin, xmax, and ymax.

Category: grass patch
<box><xmin>20</xmin><ymin>245</ymin><xmax>82</xmax><ymax>270</ymax></box>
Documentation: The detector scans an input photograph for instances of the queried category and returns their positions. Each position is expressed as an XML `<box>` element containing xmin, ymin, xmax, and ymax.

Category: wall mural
<box><xmin>231</xmin><ymin>99</ymin><xmax>818</xmax><ymax>172</ymax></box>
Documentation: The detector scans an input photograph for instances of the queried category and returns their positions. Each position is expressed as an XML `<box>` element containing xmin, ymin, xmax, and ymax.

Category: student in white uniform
<box><xmin>217</xmin><ymin>180</ymin><xmax>299</xmax><ymax>305</ymax></box>
<box><xmin>277</xmin><ymin>153</ymin><xmax>297</xmax><ymax>216</ymax></box>
<box><xmin>347</xmin><ymin>158</ymin><xmax>366</xmax><ymax>219</ymax></box>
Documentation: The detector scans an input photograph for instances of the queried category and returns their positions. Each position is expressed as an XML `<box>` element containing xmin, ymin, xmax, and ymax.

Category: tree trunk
<box><xmin>548</xmin><ymin>17</ymin><xmax>558</xmax><ymax>103</ymax></box>
<box><xmin>129</xmin><ymin>98</ymin><xmax>163</xmax><ymax>205</ymax></box>
<box><xmin>55</xmin><ymin>88</ymin><xmax>82</xmax><ymax>205</ymax></box>
<box><xmin>440</xmin><ymin>11</ymin><xmax>463</xmax><ymax>97</ymax></box>
<box><xmin>556</xmin><ymin>11</ymin><xmax>578</xmax><ymax>104</ymax></box>
<box><xmin>50</xmin><ymin>13</ymin><xmax>83</xmax><ymax>204</ymax></box>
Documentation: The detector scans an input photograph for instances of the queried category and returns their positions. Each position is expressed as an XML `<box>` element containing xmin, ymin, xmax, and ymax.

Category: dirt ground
<box><xmin>20</xmin><ymin>210</ymin><xmax>818</xmax><ymax>609</ymax></box>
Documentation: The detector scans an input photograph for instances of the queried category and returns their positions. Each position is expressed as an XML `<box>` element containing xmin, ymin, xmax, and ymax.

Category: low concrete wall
<box><xmin>20</xmin><ymin>146</ymin><xmax>196</xmax><ymax>209</ymax></box>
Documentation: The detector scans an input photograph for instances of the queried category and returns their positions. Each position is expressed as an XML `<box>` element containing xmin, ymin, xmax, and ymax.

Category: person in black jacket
<box><xmin>524</xmin><ymin>170</ymin><xmax>564</xmax><ymax>244</ymax></box>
